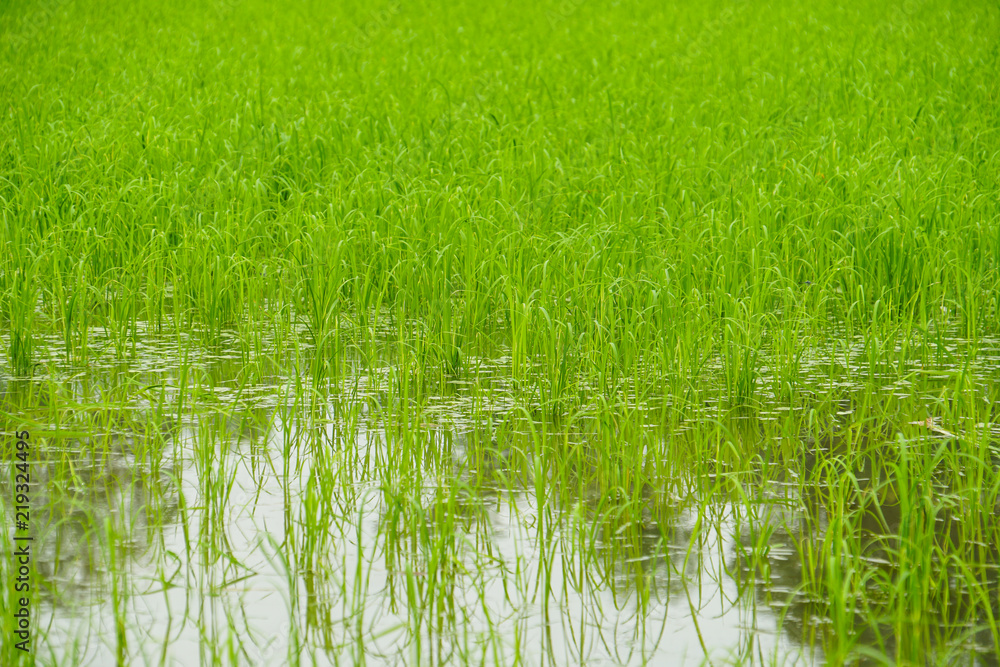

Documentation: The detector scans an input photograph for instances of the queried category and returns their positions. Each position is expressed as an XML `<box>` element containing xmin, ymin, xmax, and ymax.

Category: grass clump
<box><xmin>1</xmin><ymin>0</ymin><xmax>1000</xmax><ymax>664</ymax></box>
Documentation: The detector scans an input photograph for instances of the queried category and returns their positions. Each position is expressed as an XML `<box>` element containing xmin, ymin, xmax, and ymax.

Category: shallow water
<box><xmin>2</xmin><ymin>324</ymin><xmax>999</xmax><ymax>665</ymax></box>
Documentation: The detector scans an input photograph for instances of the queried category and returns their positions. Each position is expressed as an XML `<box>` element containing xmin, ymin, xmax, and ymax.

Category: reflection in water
<box><xmin>0</xmin><ymin>327</ymin><xmax>998</xmax><ymax>665</ymax></box>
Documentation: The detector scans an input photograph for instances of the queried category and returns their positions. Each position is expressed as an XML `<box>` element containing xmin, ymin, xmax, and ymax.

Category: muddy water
<box><xmin>1</xmin><ymin>325</ymin><xmax>999</xmax><ymax>665</ymax></box>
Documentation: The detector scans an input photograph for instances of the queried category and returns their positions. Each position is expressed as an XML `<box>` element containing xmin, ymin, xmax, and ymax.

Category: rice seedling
<box><xmin>1</xmin><ymin>0</ymin><xmax>1000</xmax><ymax>664</ymax></box>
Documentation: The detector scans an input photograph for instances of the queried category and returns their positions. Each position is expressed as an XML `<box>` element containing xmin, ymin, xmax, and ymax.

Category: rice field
<box><xmin>2</xmin><ymin>0</ymin><xmax>1000</xmax><ymax>664</ymax></box>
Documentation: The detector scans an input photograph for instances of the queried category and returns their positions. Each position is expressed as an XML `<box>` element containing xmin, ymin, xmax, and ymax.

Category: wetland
<box><xmin>2</xmin><ymin>0</ymin><xmax>1000</xmax><ymax>664</ymax></box>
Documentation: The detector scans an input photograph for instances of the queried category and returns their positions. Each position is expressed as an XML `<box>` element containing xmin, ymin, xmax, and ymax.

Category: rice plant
<box><xmin>1</xmin><ymin>0</ymin><xmax>999</xmax><ymax>664</ymax></box>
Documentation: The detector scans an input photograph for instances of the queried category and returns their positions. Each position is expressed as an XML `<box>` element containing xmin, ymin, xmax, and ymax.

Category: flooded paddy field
<box><xmin>3</xmin><ymin>0</ymin><xmax>1000</xmax><ymax>664</ymax></box>
<box><xmin>2</xmin><ymin>322</ymin><xmax>999</xmax><ymax>665</ymax></box>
